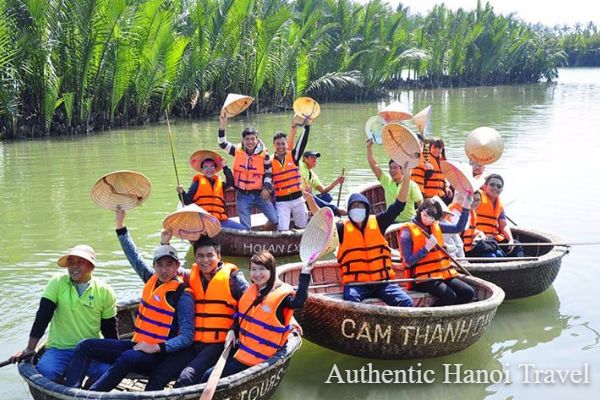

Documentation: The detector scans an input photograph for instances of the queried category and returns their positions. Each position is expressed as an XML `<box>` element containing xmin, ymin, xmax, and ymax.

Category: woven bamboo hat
<box><xmin>378</xmin><ymin>101</ymin><xmax>413</xmax><ymax>122</ymax></box>
<box><xmin>441</xmin><ymin>160</ymin><xmax>485</xmax><ymax>195</ymax></box>
<box><xmin>411</xmin><ymin>105</ymin><xmax>432</xmax><ymax>135</ymax></box>
<box><xmin>293</xmin><ymin>97</ymin><xmax>321</xmax><ymax>120</ymax></box>
<box><xmin>382</xmin><ymin>123</ymin><xmax>422</xmax><ymax>168</ymax></box>
<box><xmin>299</xmin><ymin>208</ymin><xmax>339</xmax><ymax>263</ymax></box>
<box><xmin>222</xmin><ymin>93</ymin><xmax>254</xmax><ymax>117</ymax></box>
<box><xmin>90</xmin><ymin>170</ymin><xmax>152</xmax><ymax>210</ymax></box>
<box><xmin>189</xmin><ymin>149</ymin><xmax>223</xmax><ymax>173</ymax></box>
<box><xmin>365</xmin><ymin>115</ymin><xmax>386</xmax><ymax>144</ymax></box>
<box><xmin>465</xmin><ymin>127</ymin><xmax>504</xmax><ymax>165</ymax></box>
<box><xmin>163</xmin><ymin>204</ymin><xmax>221</xmax><ymax>240</ymax></box>
<box><xmin>57</xmin><ymin>244</ymin><xmax>96</xmax><ymax>267</ymax></box>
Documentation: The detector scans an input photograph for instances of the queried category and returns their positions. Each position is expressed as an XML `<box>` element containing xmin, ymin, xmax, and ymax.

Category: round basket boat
<box><xmin>359</xmin><ymin>182</ymin><xmax>570</xmax><ymax>300</ymax></box>
<box><xmin>18</xmin><ymin>299</ymin><xmax>301</xmax><ymax>400</ymax></box>
<box><xmin>216</xmin><ymin>188</ymin><xmax>304</xmax><ymax>256</ymax></box>
<box><xmin>277</xmin><ymin>260</ymin><xmax>504</xmax><ymax>359</ymax></box>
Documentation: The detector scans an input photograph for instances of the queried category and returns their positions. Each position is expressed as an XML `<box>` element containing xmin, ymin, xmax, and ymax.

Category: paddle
<box><xmin>165</xmin><ymin>110</ymin><xmax>185</xmax><ymax>204</ymax></box>
<box><xmin>199</xmin><ymin>335</ymin><xmax>235</xmax><ymax>400</ymax></box>
<box><xmin>460</xmin><ymin>256</ymin><xmax>539</xmax><ymax>262</ymax></box>
<box><xmin>415</xmin><ymin>226</ymin><xmax>473</xmax><ymax>276</ymax></box>
<box><xmin>0</xmin><ymin>351</ymin><xmax>35</xmax><ymax>368</ymax></box>
<box><xmin>336</xmin><ymin>168</ymin><xmax>345</xmax><ymax>207</ymax></box>
<box><xmin>496</xmin><ymin>241</ymin><xmax>600</xmax><ymax>247</ymax></box>
<box><xmin>305</xmin><ymin>277</ymin><xmax>443</xmax><ymax>290</ymax></box>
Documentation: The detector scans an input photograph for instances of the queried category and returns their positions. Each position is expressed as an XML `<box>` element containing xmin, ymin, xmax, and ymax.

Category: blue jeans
<box><xmin>236</xmin><ymin>191</ymin><xmax>278</xmax><ymax>229</ymax></box>
<box><xmin>37</xmin><ymin>347</ymin><xmax>109</xmax><ymax>384</ymax></box>
<box><xmin>221</xmin><ymin>218</ymin><xmax>247</xmax><ymax>230</ymax></box>
<box><xmin>175</xmin><ymin>342</ymin><xmax>224</xmax><ymax>387</ymax></box>
<box><xmin>314</xmin><ymin>193</ymin><xmax>342</xmax><ymax>216</ymax></box>
<box><xmin>343</xmin><ymin>282</ymin><xmax>413</xmax><ymax>307</ymax></box>
<box><xmin>64</xmin><ymin>339</ymin><xmax>167</xmax><ymax>392</ymax></box>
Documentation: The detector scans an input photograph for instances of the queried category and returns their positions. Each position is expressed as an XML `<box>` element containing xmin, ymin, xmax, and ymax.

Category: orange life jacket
<box><xmin>191</xmin><ymin>174</ymin><xmax>227</xmax><ymax>221</ymax></box>
<box><xmin>233</xmin><ymin>145</ymin><xmax>266</xmax><ymax>191</ymax></box>
<box><xmin>398</xmin><ymin>222</ymin><xmax>457</xmax><ymax>288</ymax></box>
<box><xmin>411</xmin><ymin>147</ymin><xmax>445</xmax><ymax>199</ymax></box>
<box><xmin>132</xmin><ymin>275</ymin><xmax>184</xmax><ymax>344</ymax></box>
<box><xmin>234</xmin><ymin>284</ymin><xmax>295</xmax><ymax>366</ymax></box>
<box><xmin>272</xmin><ymin>151</ymin><xmax>302</xmax><ymax>198</ymax></box>
<box><xmin>476</xmin><ymin>192</ymin><xmax>505</xmax><ymax>241</ymax></box>
<box><xmin>450</xmin><ymin>203</ymin><xmax>477</xmax><ymax>252</ymax></box>
<box><xmin>336</xmin><ymin>216</ymin><xmax>395</xmax><ymax>285</ymax></box>
<box><xmin>189</xmin><ymin>263</ymin><xmax>239</xmax><ymax>343</ymax></box>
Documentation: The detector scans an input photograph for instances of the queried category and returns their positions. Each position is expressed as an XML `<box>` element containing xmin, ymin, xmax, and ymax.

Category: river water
<box><xmin>1</xmin><ymin>68</ymin><xmax>599</xmax><ymax>399</ymax></box>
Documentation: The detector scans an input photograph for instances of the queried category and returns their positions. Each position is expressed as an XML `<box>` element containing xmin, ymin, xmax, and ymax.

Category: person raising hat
<box><xmin>217</xmin><ymin>112</ymin><xmax>278</xmax><ymax>230</ymax></box>
<box><xmin>9</xmin><ymin>245</ymin><xmax>117</xmax><ymax>384</ymax></box>
<box><xmin>64</xmin><ymin>242</ymin><xmax>195</xmax><ymax>391</ymax></box>
<box><xmin>300</xmin><ymin>150</ymin><xmax>346</xmax><ymax>216</ymax></box>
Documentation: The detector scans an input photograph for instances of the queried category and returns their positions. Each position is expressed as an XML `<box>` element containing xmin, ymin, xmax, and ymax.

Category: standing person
<box><xmin>218</xmin><ymin>113</ymin><xmax>278</xmax><ymax>230</ymax></box>
<box><xmin>304</xmin><ymin>163</ymin><xmax>414</xmax><ymax>307</ymax></box>
<box><xmin>411</xmin><ymin>138</ymin><xmax>452</xmax><ymax>202</ymax></box>
<box><xmin>63</xmin><ymin>243</ymin><xmax>194</xmax><ymax>391</ymax></box>
<box><xmin>201</xmin><ymin>251</ymin><xmax>312</xmax><ymax>381</ymax></box>
<box><xmin>366</xmin><ymin>138</ymin><xmax>423</xmax><ymax>222</ymax></box>
<box><xmin>399</xmin><ymin>196</ymin><xmax>474</xmax><ymax>306</ymax></box>
<box><xmin>300</xmin><ymin>150</ymin><xmax>346</xmax><ymax>216</ymax></box>
<box><xmin>476</xmin><ymin>174</ymin><xmax>524</xmax><ymax>257</ymax></box>
<box><xmin>114</xmin><ymin>209</ymin><xmax>250</xmax><ymax>387</ymax></box>
<box><xmin>9</xmin><ymin>245</ymin><xmax>117</xmax><ymax>384</ymax></box>
<box><xmin>271</xmin><ymin>116</ymin><xmax>311</xmax><ymax>230</ymax></box>
<box><xmin>177</xmin><ymin>152</ymin><xmax>245</xmax><ymax>230</ymax></box>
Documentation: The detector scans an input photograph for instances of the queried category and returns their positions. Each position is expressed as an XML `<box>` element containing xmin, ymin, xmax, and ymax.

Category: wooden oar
<box><xmin>304</xmin><ymin>277</ymin><xmax>443</xmax><ymax>290</ymax></box>
<box><xmin>460</xmin><ymin>256</ymin><xmax>539</xmax><ymax>262</ymax></box>
<box><xmin>199</xmin><ymin>339</ymin><xmax>234</xmax><ymax>400</ymax></box>
<box><xmin>336</xmin><ymin>168</ymin><xmax>345</xmax><ymax>207</ymax></box>
<box><xmin>497</xmin><ymin>241</ymin><xmax>600</xmax><ymax>247</ymax></box>
<box><xmin>415</xmin><ymin>226</ymin><xmax>473</xmax><ymax>276</ymax></box>
<box><xmin>0</xmin><ymin>351</ymin><xmax>35</xmax><ymax>368</ymax></box>
<box><xmin>165</xmin><ymin>110</ymin><xmax>185</xmax><ymax>205</ymax></box>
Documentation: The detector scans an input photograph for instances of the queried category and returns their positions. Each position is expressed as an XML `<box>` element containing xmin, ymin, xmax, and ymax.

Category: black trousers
<box><xmin>415</xmin><ymin>277</ymin><xmax>475</xmax><ymax>306</ymax></box>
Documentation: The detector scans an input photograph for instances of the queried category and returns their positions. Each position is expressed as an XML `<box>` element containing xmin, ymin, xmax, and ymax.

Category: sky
<box><xmin>380</xmin><ymin>0</ymin><xmax>598</xmax><ymax>26</ymax></box>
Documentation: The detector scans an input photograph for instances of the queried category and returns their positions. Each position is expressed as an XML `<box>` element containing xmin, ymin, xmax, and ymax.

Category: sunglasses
<box><xmin>488</xmin><ymin>182</ymin><xmax>503</xmax><ymax>189</ymax></box>
<box><xmin>424</xmin><ymin>209</ymin><xmax>440</xmax><ymax>220</ymax></box>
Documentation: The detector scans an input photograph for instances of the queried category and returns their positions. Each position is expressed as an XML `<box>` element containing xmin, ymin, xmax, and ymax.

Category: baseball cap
<box><xmin>302</xmin><ymin>151</ymin><xmax>321</xmax><ymax>158</ymax></box>
<box><xmin>153</xmin><ymin>245</ymin><xmax>179</xmax><ymax>263</ymax></box>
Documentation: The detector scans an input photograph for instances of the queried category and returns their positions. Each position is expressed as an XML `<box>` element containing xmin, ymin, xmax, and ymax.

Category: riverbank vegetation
<box><xmin>0</xmin><ymin>0</ymin><xmax>596</xmax><ymax>139</ymax></box>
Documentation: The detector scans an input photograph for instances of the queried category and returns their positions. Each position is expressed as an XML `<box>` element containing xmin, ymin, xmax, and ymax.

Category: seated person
<box><xmin>411</xmin><ymin>138</ymin><xmax>452</xmax><ymax>202</ymax></box>
<box><xmin>115</xmin><ymin>209</ymin><xmax>250</xmax><ymax>387</ymax></box>
<box><xmin>64</xmin><ymin>244</ymin><xmax>194</xmax><ymax>391</ymax></box>
<box><xmin>271</xmin><ymin>115</ymin><xmax>311</xmax><ymax>230</ymax></box>
<box><xmin>300</xmin><ymin>150</ymin><xmax>346</xmax><ymax>216</ymax></box>
<box><xmin>399</xmin><ymin>196</ymin><xmax>474</xmax><ymax>306</ymax></box>
<box><xmin>476</xmin><ymin>174</ymin><xmax>524</xmax><ymax>257</ymax></box>
<box><xmin>9</xmin><ymin>245</ymin><xmax>116</xmax><ymax>384</ymax></box>
<box><xmin>218</xmin><ymin>112</ymin><xmax>278</xmax><ymax>230</ymax></box>
<box><xmin>201</xmin><ymin>251</ymin><xmax>313</xmax><ymax>381</ymax></box>
<box><xmin>304</xmin><ymin>163</ymin><xmax>414</xmax><ymax>307</ymax></box>
<box><xmin>366</xmin><ymin>137</ymin><xmax>422</xmax><ymax>222</ymax></box>
<box><xmin>177</xmin><ymin>152</ymin><xmax>245</xmax><ymax>230</ymax></box>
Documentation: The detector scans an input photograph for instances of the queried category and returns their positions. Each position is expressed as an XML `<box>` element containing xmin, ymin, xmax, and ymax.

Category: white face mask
<box><xmin>348</xmin><ymin>208</ymin><xmax>367</xmax><ymax>223</ymax></box>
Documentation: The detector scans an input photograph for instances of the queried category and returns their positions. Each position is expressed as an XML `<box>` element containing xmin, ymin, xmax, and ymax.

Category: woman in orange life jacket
<box><xmin>113</xmin><ymin>209</ymin><xmax>250</xmax><ymax>387</ymax></box>
<box><xmin>201</xmin><ymin>251</ymin><xmax>313</xmax><ymax>381</ymax></box>
<box><xmin>271</xmin><ymin>114</ymin><xmax>312</xmax><ymax>230</ymax></box>
<box><xmin>412</xmin><ymin>138</ymin><xmax>453</xmax><ymax>203</ymax></box>
<box><xmin>217</xmin><ymin>112</ymin><xmax>279</xmax><ymax>230</ymax></box>
<box><xmin>177</xmin><ymin>155</ymin><xmax>246</xmax><ymax>230</ymax></box>
<box><xmin>399</xmin><ymin>195</ymin><xmax>475</xmax><ymax>306</ymax></box>
<box><xmin>477</xmin><ymin>174</ymin><xmax>524</xmax><ymax>258</ymax></box>
<box><xmin>64</xmin><ymin>245</ymin><xmax>194</xmax><ymax>391</ymax></box>
<box><xmin>304</xmin><ymin>162</ymin><xmax>414</xmax><ymax>307</ymax></box>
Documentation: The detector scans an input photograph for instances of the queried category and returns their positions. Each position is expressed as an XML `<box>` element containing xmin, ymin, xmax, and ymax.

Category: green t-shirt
<box><xmin>300</xmin><ymin>161</ymin><xmax>322</xmax><ymax>191</ymax></box>
<box><xmin>43</xmin><ymin>274</ymin><xmax>117</xmax><ymax>349</ymax></box>
<box><xmin>378</xmin><ymin>172</ymin><xmax>423</xmax><ymax>223</ymax></box>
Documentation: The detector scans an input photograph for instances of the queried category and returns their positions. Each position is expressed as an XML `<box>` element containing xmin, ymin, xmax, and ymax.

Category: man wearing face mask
<box><xmin>304</xmin><ymin>163</ymin><xmax>414</xmax><ymax>307</ymax></box>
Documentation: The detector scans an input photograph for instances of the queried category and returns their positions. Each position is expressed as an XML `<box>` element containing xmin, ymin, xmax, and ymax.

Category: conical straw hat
<box><xmin>464</xmin><ymin>127</ymin><xmax>504</xmax><ymax>165</ymax></box>
<box><xmin>378</xmin><ymin>101</ymin><xmax>413</xmax><ymax>122</ymax></box>
<box><xmin>441</xmin><ymin>160</ymin><xmax>485</xmax><ymax>195</ymax></box>
<box><xmin>163</xmin><ymin>204</ymin><xmax>221</xmax><ymax>240</ymax></box>
<box><xmin>90</xmin><ymin>170</ymin><xmax>152</xmax><ymax>211</ymax></box>
<box><xmin>365</xmin><ymin>115</ymin><xmax>386</xmax><ymax>145</ymax></box>
<box><xmin>300</xmin><ymin>208</ymin><xmax>339</xmax><ymax>263</ymax></box>
<box><xmin>382</xmin><ymin>123</ymin><xmax>422</xmax><ymax>168</ymax></box>
<box><xmin>293</xmin><ymin>97</ymin><xmax>321</xmax><ymax>120</ymax></box>
<box><xmin>222</xmin><ymin>93</ymin><xmax>253</xmax><ymax>118</ymax></box>
<box><xmin>411</xmin><ymin>105</ymin><xmax>432</xmax><ymax>135</ymax></box>
<box><xmin>189</xmin><ymin>149</ymin><xmax>223</xmax><ymax>173</ymax></box>
<box><xmin>292</xmin><ymin>114</ymin><xmax>308</xmax><ymax>127</ymax></box>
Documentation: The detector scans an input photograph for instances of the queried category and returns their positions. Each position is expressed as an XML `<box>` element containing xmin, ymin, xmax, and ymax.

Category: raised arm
<box><xmin>366</xmin><ymin>139</ymin><xmax>382</xmax><ymax>179</ymax></box>
<box><xmin>115</xmin><ymin>209</ymin><xmax>155</xmax><ymax>282</ymax></box>
<box><xmin>217</xmin><ymin>113</ymin><xmax>236</xmax><ymax>156</ymax></box>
